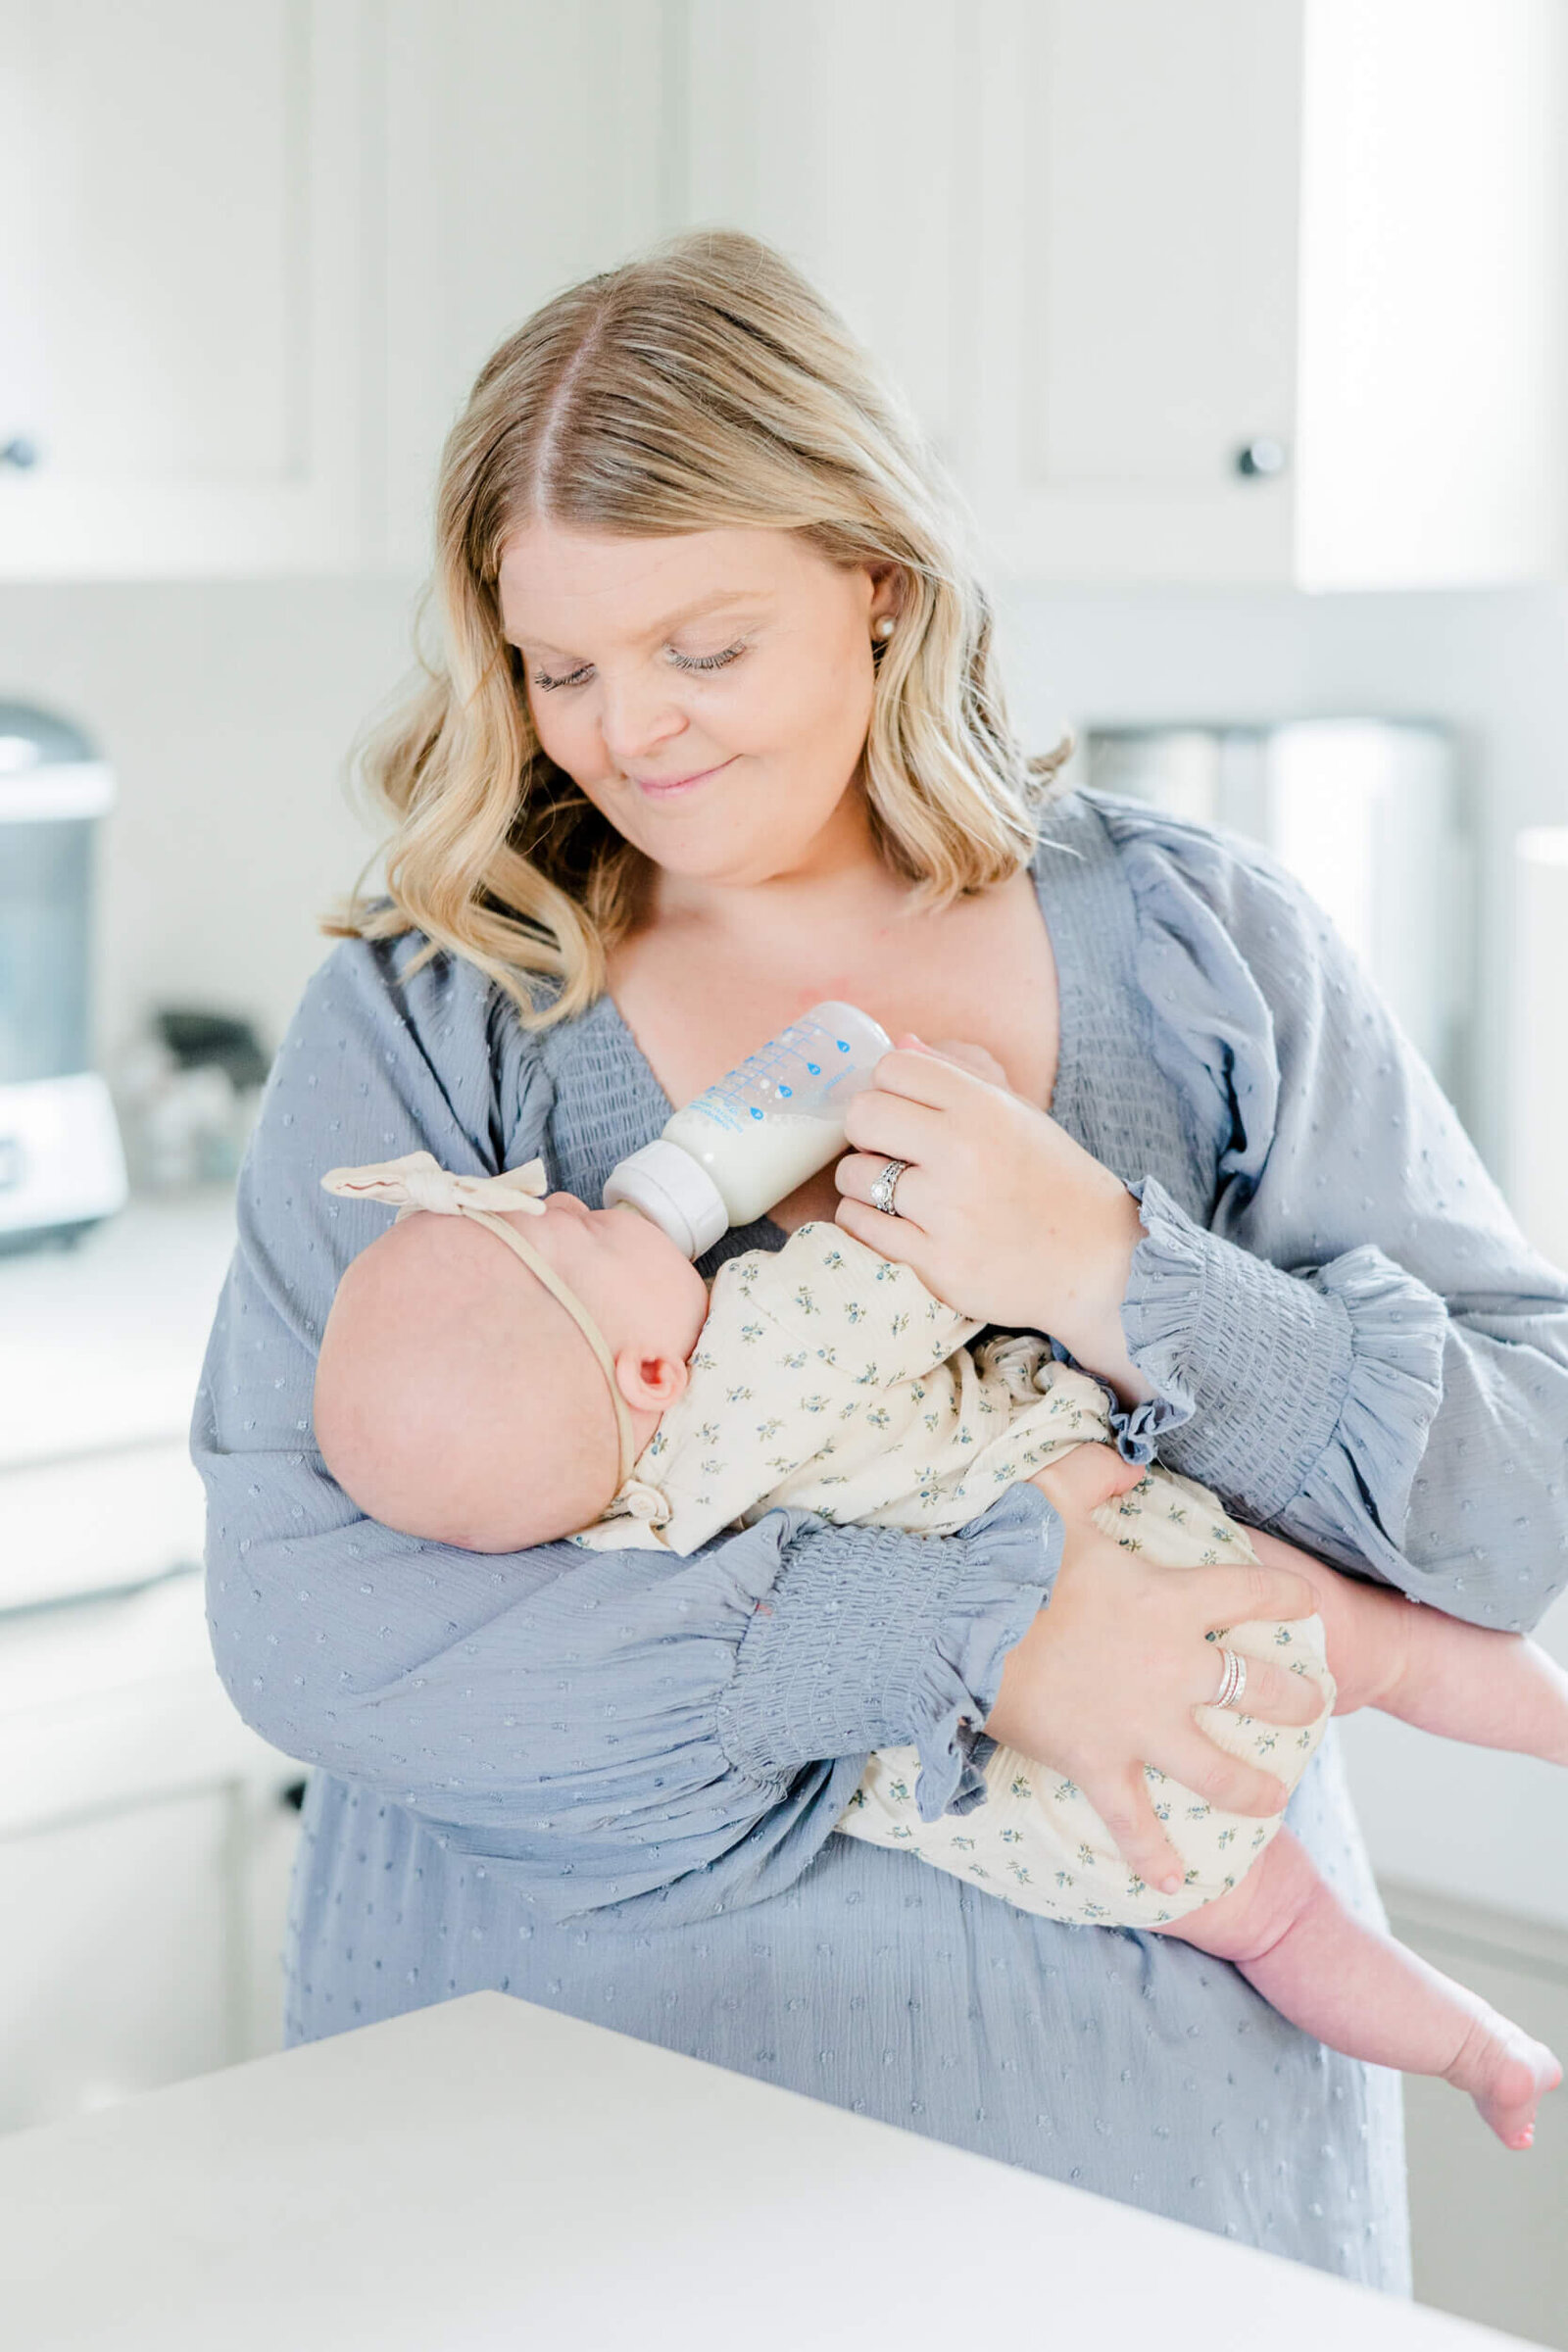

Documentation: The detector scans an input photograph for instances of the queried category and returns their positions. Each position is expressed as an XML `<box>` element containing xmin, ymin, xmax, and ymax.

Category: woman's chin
<box><xmin>626</xmin><ymin>814</ymin><xmax>799</xmax><ymax>889</ymax></box>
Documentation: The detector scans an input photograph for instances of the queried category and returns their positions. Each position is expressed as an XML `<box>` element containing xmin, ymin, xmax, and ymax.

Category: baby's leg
<box><xmin>1163</xmin><ymin>1831</ymin><xmax>1562</xmax><ymax>2149</ymax></box>
<box><xmin>1265</xmin><ymin>1540</ymin><xmax>1568</xmax><ymax>1765</ymax></box>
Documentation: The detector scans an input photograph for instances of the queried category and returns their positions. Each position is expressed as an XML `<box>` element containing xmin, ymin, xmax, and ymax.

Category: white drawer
<box><xmin>0</xmin><ymin>1441</ymin><xmax>206</xmax><ymax>1613</ymax></box>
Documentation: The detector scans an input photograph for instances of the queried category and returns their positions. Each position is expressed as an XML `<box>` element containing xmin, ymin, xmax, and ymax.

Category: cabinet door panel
<box><xmin>0</xmin><ymin>0</ymin><xmax>368</xmax><ymax>575</ymax></box>
<box><xmin>1019</xmin><ymin>0</ymin><xmax>1299</xmax><ymax>494</ymax></box>
<box><xmin>2</xmin><ymin>2</ymin><xmax>295</xmax><ymax>483</ymax></box>
<box><xmin>969</xmin><ymin>0</ymin><xmax>1302</xmax><ymax>582</ymax></box>
<box><xmin>0</xmin><ymin>1789</ymin><xmax>232</xmax><ymax>2132</ymax></box>
<box><xmin>382</xmin><ymin>0</ymin><xmax>669</xmax><ymax>571</ymax></box>
<box><xmin>680</xmin><ymin>0</ymin><xmax>963</xmax><ymax>461</ymax></box>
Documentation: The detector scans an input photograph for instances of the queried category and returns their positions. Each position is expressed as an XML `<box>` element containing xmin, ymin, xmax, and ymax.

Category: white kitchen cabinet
<box><xmin>676</xmin><ymin>1</ymin><xmax>966</xmax><ymax>469</ymax></box>
<box><xmin>664</xmin><ymin>0</ymin><xmax>1568</xmax><ymax>591</ymax></box>
<box><xmin>0</xmin><ymin>0</ymin><xmax>373</xmax><ymax>579</ymax></box>
<box><xmin>379</xmin><ymin>0</ymin><xmax>672</xmax><ymax>572</ymax></box>
<box><xmin>0</xmin><ymin>1193</ymin><xmax>299</xmax><ymax>2135</ymax></box>
<box><xmin>7</xmin><ymin>1</ymin><xmax>1566</xmax><ymax>587</ymax></box>
<box><xmin>964</xmin><ymin>0</ymin><xmax>1303</xmax><ymax>585</ymax></box>
<box><xmin>0</xmin><ymin>1575</ymin><xmax>301</xmax><ymax>2134</ymax></box>
<box><xmin>964</xmin><ymin>0</ymin><xmax>1568</xmax><ymax>587</ymax></box>
<box><xmin>0</xmin><ymin>1788</ymin><xmax>234</xmax><ymax>2132</ymax></box>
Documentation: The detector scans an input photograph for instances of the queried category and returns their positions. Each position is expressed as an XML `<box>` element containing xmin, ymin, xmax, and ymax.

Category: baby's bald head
<box><xmin>313</xmin><ymin>1210</ymin><xmax>622</xmax><ymax>1552</ymax></box>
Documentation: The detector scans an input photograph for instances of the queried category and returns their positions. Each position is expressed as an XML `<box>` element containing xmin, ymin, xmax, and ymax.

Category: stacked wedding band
<box><xmin>870</xmin><ymin>1157</ymin><xmax>910</xmax><ymax>1216</ymax></box>
<box><xmin>1211</xmin><ymin>1646</ymin><xmax>1248</xmax><ymax>1712</ymax></box>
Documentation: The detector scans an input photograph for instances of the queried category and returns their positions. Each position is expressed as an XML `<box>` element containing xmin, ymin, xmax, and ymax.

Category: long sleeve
<box><xmin>1102</xmin><ymin>803</ymin><xmax>1568</xmax><ymax>1631</ymax></box>
<box><xmin>193</xmin><ymin>935</ymin><xmax>1059</xmax><ymax>1926</ymax></box>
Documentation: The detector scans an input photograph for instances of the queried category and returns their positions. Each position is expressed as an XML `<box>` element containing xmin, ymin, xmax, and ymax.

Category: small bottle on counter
<box><xmin>602</xmin><ymin>1001</ymin><xmax>893</xmax><ymax>1256</ymax></box>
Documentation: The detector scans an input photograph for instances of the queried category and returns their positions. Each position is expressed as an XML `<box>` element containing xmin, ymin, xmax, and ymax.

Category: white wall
<box><xmin>5</xmin><ymin>574</ymin><xmax>1568</xmax><ymax>1184</ymax></box>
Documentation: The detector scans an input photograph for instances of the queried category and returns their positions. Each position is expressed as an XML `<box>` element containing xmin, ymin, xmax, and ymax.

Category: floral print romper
<box><xmin>573</xmin><ymin>1222</ymin><xmax>1334</xmax><ymax>1928</ymax></box>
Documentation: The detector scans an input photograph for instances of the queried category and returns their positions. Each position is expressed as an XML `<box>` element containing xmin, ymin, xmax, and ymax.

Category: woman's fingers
<box><xmin>835</xmin><ymin>1193</ymin><xmax>930</xmax><ymax>1263</ymax></box>
<box><xmin>1197</xmin><ymin>1648</ymin><xmax>1327</xmax><ymax>1729</ymax></box>
<box><xmin>1165</xmin><ymin>1730</ymin><xmax>1293</xmax><ymax>1820</ymax></box>
<box><xmin>894</xmin><ymin>1034</ymin><xmax>1012</xmax><ymax>1091</ymax></box>
<box><xmin>832</xmin><ymin>1147</ymin><xmax>932</xmax><ymax>1226</ymax></box>
<box><xmin>1199</xmin><ymin>1559</ymin><xmax>1317</xmax><ymax>1630</ymax></box>
<box><xmin>841</xmin><ymin>1086</ymin><xmax>949</xmax><ymax>1167</ymax></box>
<box><xmin>864</xmin><ymin>1046</ymin><xmax>983</xmax><ymax>1110</ymax></box>
<box><xmin>1080</xmin><ymin>1761</ymin><xmax>1186</xmax><ymax>1893</ymax></box>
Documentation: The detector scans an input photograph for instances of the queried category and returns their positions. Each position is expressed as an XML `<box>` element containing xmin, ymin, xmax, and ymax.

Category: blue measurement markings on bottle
<box><xmin>693</xmin><ymin>1019</ymin><xmax>857</xmax><ymax>1131</ymax></box>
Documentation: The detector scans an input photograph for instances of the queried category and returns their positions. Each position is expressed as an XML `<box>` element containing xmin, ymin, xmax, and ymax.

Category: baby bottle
<box><xmin>602</xmin><ymin>1002</ymin><xmax>894</xmax><ymax>1256</ymax></box>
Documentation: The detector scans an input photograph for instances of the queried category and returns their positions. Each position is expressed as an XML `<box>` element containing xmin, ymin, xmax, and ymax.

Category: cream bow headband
<box><xmin>319</xmin><ymin>1152</ymin><xmax>637</xmax><ymax>1488</ymax></box>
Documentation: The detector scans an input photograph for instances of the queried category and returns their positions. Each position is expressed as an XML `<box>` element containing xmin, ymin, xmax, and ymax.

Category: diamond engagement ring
<box><xmin>870</xmin><ymin>1156</ymin><xmax>910</xmax><ymax>1216</ymax></box>
<box><xmin>1210</xmin><ymin>1647</ymin><xmax>1248</xmax><ymax>1711</ymax></box>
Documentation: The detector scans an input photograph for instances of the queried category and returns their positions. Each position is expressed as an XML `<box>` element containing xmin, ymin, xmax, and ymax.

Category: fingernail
<box><xmin>1161</xmin><ymin>1873</ymin><xmax>1182</xmax><ymax>1894</ymax></box>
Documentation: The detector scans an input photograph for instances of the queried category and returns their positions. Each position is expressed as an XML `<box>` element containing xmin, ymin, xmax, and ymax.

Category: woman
<box><xmin>195</xmin><ymin>230</ymin><xmax>1568</xmax><ymax>2285</ymax></box>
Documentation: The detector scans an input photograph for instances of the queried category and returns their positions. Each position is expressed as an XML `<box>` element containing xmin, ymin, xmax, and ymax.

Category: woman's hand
<box><xmin>983</xmin><ymin>1469</ymin><xmax>1325</xmax><ymax>1892</ymax></box>
<box><xmin>834</xmin><ymin>1034</ymin><xmax>1153</xmax><ymax>1402</ymax></box>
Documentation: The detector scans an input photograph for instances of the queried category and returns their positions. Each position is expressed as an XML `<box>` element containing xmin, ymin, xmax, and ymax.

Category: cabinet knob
<box><xmin>1234</xmin><ymin>437</ymin><xmax>1287</xmax><ymax>480</ymax></box>
<box><xmin>0</xmin><ymin>436</ymin><xmax>40</xmax><ymax>471</ymax></box>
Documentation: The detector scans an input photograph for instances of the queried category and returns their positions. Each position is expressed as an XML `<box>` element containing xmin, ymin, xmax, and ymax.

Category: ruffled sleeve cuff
<box><xmin>718</xmin><ymin>1483</ymin><xmax>1062</xmax><ymax>1825</ymax></box>
<box><xmin>1115</xmin><ymin>1175</ymin><xmax>1447</xmax><ymax>1561</ymax></box>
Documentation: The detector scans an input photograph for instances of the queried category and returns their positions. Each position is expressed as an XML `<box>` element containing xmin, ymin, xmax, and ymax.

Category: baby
<box><xmin>314</xmin><ymin>1150</ymin><xmax>1568</xmax><ymax>2148</ymax></box>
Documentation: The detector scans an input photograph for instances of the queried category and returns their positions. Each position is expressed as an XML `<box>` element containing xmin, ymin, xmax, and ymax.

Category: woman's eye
<box><xmin>670</xmin><ymin>641</ymin><xmax>747</xmax><ymax>675</ymax></box>
<box><xmin>530</xmin><ymin>642</ymin><xmax>747</xmax><ymax>692</ymax></box>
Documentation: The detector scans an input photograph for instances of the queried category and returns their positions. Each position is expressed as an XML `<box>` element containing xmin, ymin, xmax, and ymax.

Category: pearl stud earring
<box><xmin>873</xmin><ymin>615</ymin><xmax>896</xmax><ymax>640</ymax></box>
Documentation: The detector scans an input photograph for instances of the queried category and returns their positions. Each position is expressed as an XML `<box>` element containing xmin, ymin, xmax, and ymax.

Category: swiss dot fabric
<box><xmin>194</xmin><ymin>789</ymin><xmax>1568</xmax><ymax>2290</ymax></box>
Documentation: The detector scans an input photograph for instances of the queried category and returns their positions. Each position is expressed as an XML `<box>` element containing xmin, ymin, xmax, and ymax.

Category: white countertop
<box><xmin>0</xmin><ymin>1189</ymin><xmax>235</xmax><ymax>1612</ymax></box>
<box><xmin>0</xmin><ymin>1186</ymin><xmax>236</xmax><ymax>1472</ymax></box>
<box><xmin>0</xmin><ymin>1990</ymin><xmax>1525</xmax><ymax>2352</ymax></box>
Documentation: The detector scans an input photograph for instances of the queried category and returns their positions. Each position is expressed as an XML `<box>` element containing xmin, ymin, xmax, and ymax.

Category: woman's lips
<box><xmin>629</xmin><ymin>757</ymin><xmax>735</xmax><ymax>800</ymax></box>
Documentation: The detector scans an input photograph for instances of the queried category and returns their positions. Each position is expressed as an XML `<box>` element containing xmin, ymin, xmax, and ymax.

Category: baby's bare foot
<box><xmin>1447</xmin><ymin>2010</ymin><xmax>1563</xmax><ymax>2148</ymax></box>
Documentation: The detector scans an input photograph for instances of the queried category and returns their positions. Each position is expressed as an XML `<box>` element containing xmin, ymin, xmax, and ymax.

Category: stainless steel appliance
<box><xmin>0</xmin><ymin>703</ymin><xmax>126</xmax><ymax>1248</ymax></box>
<box><xmin>1085</xmin><ymin>719</ymin><xmax>1469</xmax><ymax>1104</ymax></box>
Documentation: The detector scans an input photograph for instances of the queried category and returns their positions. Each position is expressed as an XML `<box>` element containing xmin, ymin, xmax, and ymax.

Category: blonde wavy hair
<box><xmin>330</xmin><ymin>226</ymin><xmax>1069</xmax><ymax>1026</ymax></box>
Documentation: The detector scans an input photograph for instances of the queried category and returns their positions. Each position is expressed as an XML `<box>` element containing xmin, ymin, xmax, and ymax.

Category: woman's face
<box><xmin>496</xmin><ymin>520</ymin><xmax>898</xmax><ymax>890</ymax></box>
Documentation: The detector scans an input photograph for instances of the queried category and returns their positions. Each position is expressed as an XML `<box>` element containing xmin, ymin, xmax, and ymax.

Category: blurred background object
<box><xmin>0</xmin><ymin>703</ymin><xmax>126</xmax><ymax>1251</ymax></box>
<box><xmin>114</xmin><ymin>1007</ymin><xmax>270</xmax><ymax>1192</ymax></box>
<box><xmin>0</xmin><ymin>3</ymin><xmax>1565</xmax><ymax>2341</ymax></box>
<box><xmin>1084</xmin><ymin>719</ymin><xmax>1469</xmax><ymax>1102</ymax></box>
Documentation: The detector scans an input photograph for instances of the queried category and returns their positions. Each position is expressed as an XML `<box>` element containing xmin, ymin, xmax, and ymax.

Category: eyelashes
<box><xmin>530</xmin><ymin>641</ymin><xmax>748</xmax><ymax>693</ymax></box>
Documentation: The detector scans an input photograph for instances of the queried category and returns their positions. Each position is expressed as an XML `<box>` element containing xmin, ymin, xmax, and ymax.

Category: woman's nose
<box><xmin>596</xmin><ymin>671</ymin><xmax>688</xmax><ymax>767</ymax></box>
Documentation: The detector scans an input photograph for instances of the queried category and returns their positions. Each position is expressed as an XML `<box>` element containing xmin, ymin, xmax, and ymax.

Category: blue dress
<box><xmin>193</xmin><ymin>791</ymin><xmax>1568</xmax><ymax>2287</ymax></box>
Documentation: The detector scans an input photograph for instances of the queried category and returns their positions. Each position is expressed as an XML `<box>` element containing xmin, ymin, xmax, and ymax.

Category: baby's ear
<box><xmin>614</xmin><ymin>1349</ymin><xmax>691</xmax><ymax>1411</ymax></box>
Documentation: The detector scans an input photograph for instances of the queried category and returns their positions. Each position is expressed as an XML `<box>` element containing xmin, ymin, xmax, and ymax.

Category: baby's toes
<box><xmin>1471</xmin><ymin>2031</ymin><xmax>1562</xmax><ymax>2149</ymax></box>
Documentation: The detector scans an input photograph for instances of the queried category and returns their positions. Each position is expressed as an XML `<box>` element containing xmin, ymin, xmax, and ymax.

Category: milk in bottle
<box><xmin>602</xmin><ymin>1002</ymin><xmax>893</xmax><ymax>1256</ymax></box>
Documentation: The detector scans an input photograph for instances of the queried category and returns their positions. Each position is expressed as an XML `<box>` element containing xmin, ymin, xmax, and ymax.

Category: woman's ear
<box><xmin>613</xmin><ymin>1348</ymin><xmax>691</xmax><ymax>1412</ymax></box>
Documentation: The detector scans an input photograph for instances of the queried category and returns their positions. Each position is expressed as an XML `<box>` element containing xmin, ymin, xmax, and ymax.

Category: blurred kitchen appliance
<box><xmin>0</xmin><ymin>703</ymin><xmax>127</xmax><ymax>1249</ymax></box>
<box><xmin>1085</xmin><ymin>720</ymin><xmax>1468</xmax><ymax>1102</ymax></box>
